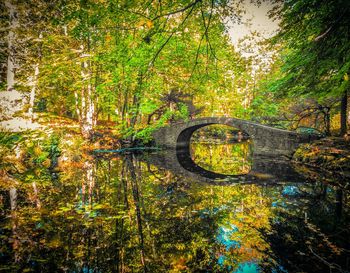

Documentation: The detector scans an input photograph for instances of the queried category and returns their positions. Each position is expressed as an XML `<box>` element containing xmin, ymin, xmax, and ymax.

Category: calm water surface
<box><xmin>0</xmin><ymin>141</ymin><xmax>349</xmax><ymax>272</ymax></box>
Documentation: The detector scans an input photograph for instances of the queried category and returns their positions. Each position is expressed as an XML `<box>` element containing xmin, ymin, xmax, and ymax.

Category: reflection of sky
<box><xmin>272</xmin><ymin>200</ymin><xmax>286</xmax><ymax>208</ymax></box>
<box><xmin>218</xmin><ymin>257</ymin><xmax>259</xmax><ymax>273</ymax></box>
<box><xmin>216</xmin><ymin>223</ymin><xmax>241</xmax><ymax>271</ymax></box>
<box><xmin>214</xmin><ymin>193</ymin><xmax>288</xmax><ymax>273</ymax></box>
<box><xmin>216</xmin><ymin>223</ymin><xmax>240</xmax><ymax>250</ymax></box>
<box><xmin>282</xmin><ymin>186</ymin><xmax>300</xmax><ymax>196</ymax></box>
<box><xmin>82</xmin><ymin>267</ymin><xmax>94</xmax><ymax>273</ymax></box>
<box><xmin>234</xmin><ymin>262</ymin><xmax>259</xmax><ymax>273</ymax></box>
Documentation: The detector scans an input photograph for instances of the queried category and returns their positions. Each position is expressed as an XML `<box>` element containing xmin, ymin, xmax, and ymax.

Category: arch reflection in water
<box><xmin>190</xmin><ymin>141</ymin><xmax>252</xmax><ymax>175</ymax></box>
<box><xmin>177</xmin><ymin>125</ymin><xmax>253</xmax><ymax>177</ymax></box>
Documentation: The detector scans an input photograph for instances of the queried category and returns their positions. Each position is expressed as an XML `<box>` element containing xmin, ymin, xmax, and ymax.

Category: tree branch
<box><xmin>152</xmin><ymin>0</ymin><xmax>201</xmax><ymax>21</ymax></box>
<box><xmin>148</xmin><ymin>1</ymin><xmax>197</xmax><ymax>69</ymax></box>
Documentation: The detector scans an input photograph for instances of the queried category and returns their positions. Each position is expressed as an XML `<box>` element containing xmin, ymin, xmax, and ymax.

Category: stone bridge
<box><xmin>152</xmin><ymin>117</ymin><xmax>320</xmax><ymax>156</ymax></box>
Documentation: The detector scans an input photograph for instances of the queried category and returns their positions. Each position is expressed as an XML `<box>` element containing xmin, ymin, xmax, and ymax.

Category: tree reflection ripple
<box><xmin>0</xmin><ymin>149</ymin><xmax>349</xmax><ymax>272</ymax></box>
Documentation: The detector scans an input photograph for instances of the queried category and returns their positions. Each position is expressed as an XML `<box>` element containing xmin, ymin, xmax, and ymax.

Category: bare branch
<box><xmin>314</xmin><ymin>26</ymin><xmax>332</xmax><ymax>42</ymax></box>
<box><xmin>152</xmin><ymin>0</ymin><xmax>201</xmax><ymax>21</ymax></box>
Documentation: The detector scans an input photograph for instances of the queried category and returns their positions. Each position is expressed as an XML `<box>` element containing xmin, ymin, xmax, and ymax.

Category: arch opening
<box><xmin>176</xmin><ymin>124</ymin><xmax>253</xmax><ymax>176</ymax></box>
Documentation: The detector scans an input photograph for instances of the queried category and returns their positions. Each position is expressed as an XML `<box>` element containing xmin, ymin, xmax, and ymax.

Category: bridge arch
<box><xmin>152</xmin><ymin>117</ymin><xmax>319</xmax><ymax>156</ymax></box>
<box><xmin>176</xmin><ymin>122</ymin><xmax>250</xmax><ymax>150</ymax></box>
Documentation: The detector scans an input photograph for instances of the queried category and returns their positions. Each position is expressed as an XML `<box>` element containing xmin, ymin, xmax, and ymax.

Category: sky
<box><xmin>227</xmin><ymin>1</ymin><xmax>279</xmax><ymax>46</ymax></box>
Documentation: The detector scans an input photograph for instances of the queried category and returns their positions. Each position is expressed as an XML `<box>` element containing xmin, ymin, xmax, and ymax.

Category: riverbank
<box><xmin>2</xmin><ymin>115</ymin><xmax>350</xmax><ymax>183</ymax></box>
<box><xmin>0</xmin><ymin>114</ymin><xmax>123</xmax><ymax>179</ymax></box>
<box><xmin>293</xmin><ymin>137</ymin><xmax>350</xmax><ymax>185</ymax></box>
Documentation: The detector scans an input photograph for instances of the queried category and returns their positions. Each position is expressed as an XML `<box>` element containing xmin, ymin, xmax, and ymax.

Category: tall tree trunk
<box><xmin>9</xmin><ymin>188</ymin><xmax>20</xmax><ymax>262</ymax></box>
<box><xmin>28</xmin><ymin>33</ymin><xmax>42</xmax><ymax>121</ymax></box>
<box><xmin>129</xmin><ymin>72</ymin><xmax>142</xmax><ymax>141</ymax></box>
<box><xmin>87</xmin><ymin>160</ymin><xmax>94</xmax><ymax>207</ymax></box>
<box><xmin>121</xmin><ymin>88</ymin><xmax>129</xmax><ymax>124</ymax></box>
<box><xmin>81</xmin><ymin>85</ymin><xmax>86</xmax><ymax>122</ymax></box>
<box><xmin>340</xmin><ymin>91</ymin><xmax>348</xmax><ymax>136</ymax></box>
<box><xmin>9</xmin><ymin>187</ymin><xmax>17</xmax><ymax>210</ymax></box>
<box><xmin>80</xmin><ymin>43</ymin><xmax>94</xmax><ymax>139</ymax></box>
<box><xmin>85</xmin><ymin>77</ymin><xmax>94</xmax><ymax>138</ymax></box>
<box><xmin>32</xmin><ymin>182</ymin><xmax>41</xmax><ymax>208</ymax></box>
<box><xmin>28</xmin><ymin>63</ymin><xmax>39</xmax><ymax>121</ymax></box>
<box><xmin>81</xmin><ymin>60</ymin><xmax>94</xmax><ymax>139</ymax></box>
<box><xmin>5</xmin><ymin>0</ymin><xmax>18</xmax><ymax>91</ymax></box>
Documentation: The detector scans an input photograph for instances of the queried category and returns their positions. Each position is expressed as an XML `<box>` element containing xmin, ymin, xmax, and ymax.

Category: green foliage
<box><xmin>0</xmin><ymin>132</ymin><xmax>23</xmax><ymax>172</ymax></box>
<box><xmin>132</xmin><ymin>109</ymin><xmax>179</xmax><ymax>144</ymax></box>
<box><xmin>23</xmin><ymin>134</ymin><xmax>58</xmax><ymax>167</ymax></box>
<box><xmin>2</xmin><ymin>0</ymin><xmax>250</xmax><ymax>139</ymax></box>
<box><xmin>134</xmin><ymin>126</ymin><xmax>158</xmax><ymax>144</ymax></box>
<box><xmin>0</xmin><ymin>131</ymin><xmax>62</xmax><ymax>172</ymax></box>
<box><xmin>47</xmin><ymin>134</ymin><xmax>61</xmax><ymax>160</ymax></box>
<box><xmin>249</xmin><ymin>95</ymin><xmax>279</xmax><ymax>119</ymax></box>
<box><xmin>175</xmin><ymin>103</ymin><xmax>190</xmax><ymax>121</ymax></box>
<box><xmin>270</xmin><ymin>0</ymin><xmax>350</xmax><ymax>99</ymax></box>
<box><xmin>0</xmin><ymin>132</ymin><xmax>22</xmax><ymax>149</ymax></box>
<box><xmin>140</xmin><ymin>100</ymin><xmax>159</xmax><ymax>115</ymax></box>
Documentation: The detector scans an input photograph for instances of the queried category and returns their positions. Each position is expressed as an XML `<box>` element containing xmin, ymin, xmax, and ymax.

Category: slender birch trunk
<box><xmin>81</xmin><ymin>58</ymin><xmax>94</xmax><ymax>138</ymax></box>
<box><xmin>86</xmin><ymin>76</ymin><xmax>94</xmax><ymax>135</ymax></box>
<box><xmin>5</xmin><ymin>0</ymin><xmax>18</xmax><ymax>91</ymax></box>
<box><xmin>80</xmin><ymin>41</ymin><xmax>95</xmax><ymax>139</ymax></box>
<box><xmin>28</xmin><ymin>63</ymin><xmax>39</xmax><ymax>121</ymax></box>
<box><xmin>28</xmin><ymin>33</ymin><xmax>43</xmax><ymax>121</ymax></box>
<box><xmin>81</xmin><ymin>62</ymin><xmax>87</xmax><ymax>135</ymax></box>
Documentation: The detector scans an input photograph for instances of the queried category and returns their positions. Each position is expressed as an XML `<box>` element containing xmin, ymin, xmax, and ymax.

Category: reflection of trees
<box><xmin>258</xmin><ymin>183</ymin><xmax>350</xmax><ymax>273</ymax></box>
<box><xmin>9</xmin><ymin>187</ymin><xmax>19</xmax><ymax>264</ymax></box>
<box><xmin>1</xmin><ymin>154</ymin><xmax>348</xmax><ymax>272</ymax></box>
<box><xmin>0</xmin><ymin>155</ymin><xmax>268</xmax><ymax>272</ymax></box>
<box><xmin>190</xmin><ymin>142</ymin><xmax>252</xmax><ymax>175</ymax></box>
<box><xmin>125</xmin><ymin>155</ymin><xmax>146</xmax><ymax>270</ymax></box>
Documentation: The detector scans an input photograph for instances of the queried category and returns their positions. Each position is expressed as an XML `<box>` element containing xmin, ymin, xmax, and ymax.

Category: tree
<box><xmin>4</xmin><ymin>0</ymin><xmax>18</xmax><ymax>92</ymax></box>
<box><xmin>269</xmin><ymin>0</ymin><xmax>350</xmax><ymax>135</ymax></box>
<box><xmin>1</xmin><ymin>0</ymin><xmax>250</xmax><ymax>140</ymax></box>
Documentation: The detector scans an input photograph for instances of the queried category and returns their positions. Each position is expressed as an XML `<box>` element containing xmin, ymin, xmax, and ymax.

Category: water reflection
<box><xmin>190</xmin><ymin>141</ymin><xmax>252</xmax><ymax>175</ymax></box>
<box><xmin>187</xmin><ymin>125</ymin><xmax>252</xmax><ymax>176</ymax></box>
<box><xmin>174</xmin><ymin>143</ymin><xmax>305</xmax><ymax>184</ymax></box>
<box><xmin>0</xmin><ymin>146</ymin><xmax>349</xmax><ymax>272</ymax></box>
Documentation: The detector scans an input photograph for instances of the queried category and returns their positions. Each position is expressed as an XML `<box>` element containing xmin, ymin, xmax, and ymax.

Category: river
<box><xmin>0</xmin><ymin>139</ymin><xmax>349</xmax><ymax>272</ymax></box>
